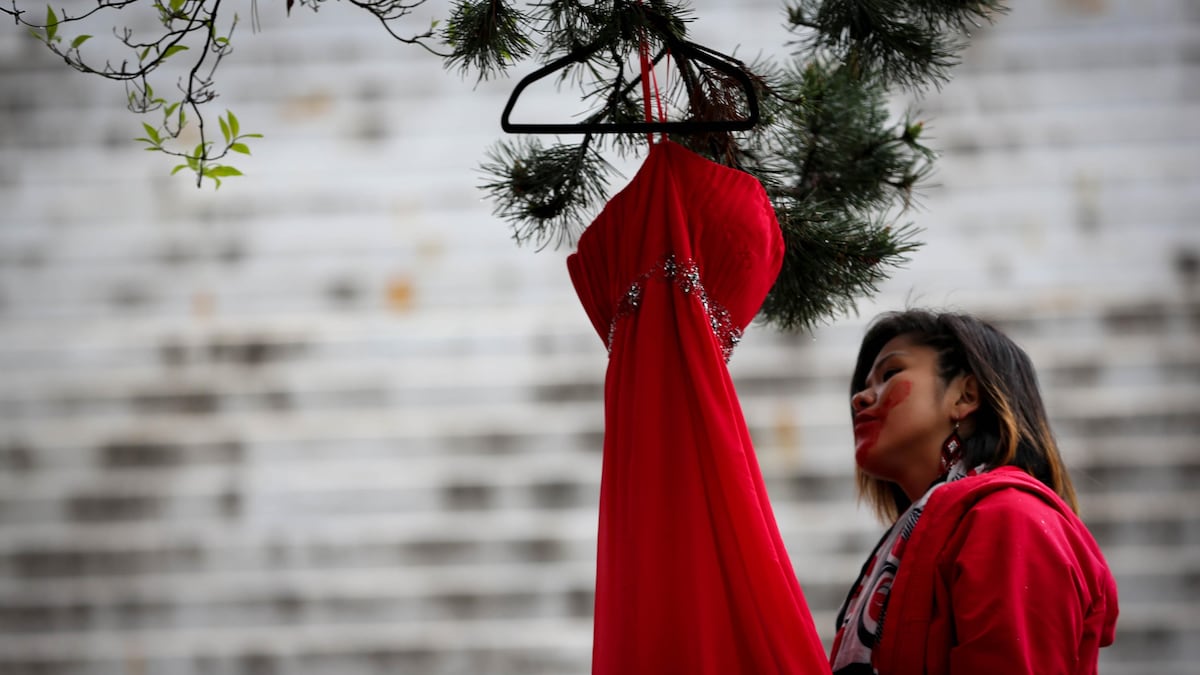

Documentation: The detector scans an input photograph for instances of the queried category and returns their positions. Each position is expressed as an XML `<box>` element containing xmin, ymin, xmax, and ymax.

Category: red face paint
<box><xmin>854</xmin><ymin>380</ymin><xmax>912</xmax><ymax>465</ymax></box>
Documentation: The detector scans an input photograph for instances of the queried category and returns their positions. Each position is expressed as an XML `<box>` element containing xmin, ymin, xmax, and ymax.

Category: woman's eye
<box><xmin>881</xmin><ymin>368</ymin><xmax>900</xmax><ymax>381</ymax></box>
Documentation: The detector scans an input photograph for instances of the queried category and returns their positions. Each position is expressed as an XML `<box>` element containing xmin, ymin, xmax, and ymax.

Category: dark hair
<box><xmin>850</xmin><ymin>309</ymin><xmax>1079</xmax><ymax>521</ymax></box>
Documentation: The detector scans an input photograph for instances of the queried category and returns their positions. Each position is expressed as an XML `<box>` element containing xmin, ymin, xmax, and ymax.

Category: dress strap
<box><xmin>636</xmin><ymin>0</ymin><xmax>667</xmax><ymax>144</ymax></box>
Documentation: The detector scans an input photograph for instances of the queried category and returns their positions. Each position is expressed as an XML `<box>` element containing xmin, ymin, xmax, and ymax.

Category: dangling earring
<box><xmin>940</xmin><ymin>418</ymin><xmax>963</xmax><ymax>474</ymax></box>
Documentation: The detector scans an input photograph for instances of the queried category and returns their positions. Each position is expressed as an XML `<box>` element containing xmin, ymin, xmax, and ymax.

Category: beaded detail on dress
<box><xmin>607</xmin><ymin>254</ymin><xmax>741</xmax><ymax>362</ymax></box>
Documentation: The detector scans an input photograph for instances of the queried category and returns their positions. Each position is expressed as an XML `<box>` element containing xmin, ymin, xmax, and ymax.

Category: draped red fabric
<box><xmin>567</xmin><ymin>140</ymin><xmax>831</xmax><ymax>674</ymax></box>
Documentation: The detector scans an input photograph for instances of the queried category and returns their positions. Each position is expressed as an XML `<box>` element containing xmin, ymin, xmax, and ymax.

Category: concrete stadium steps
<box><xmin>0</xmin><ymin>619</ymin><xmax>594</xmax><ymax>675</ymax></box>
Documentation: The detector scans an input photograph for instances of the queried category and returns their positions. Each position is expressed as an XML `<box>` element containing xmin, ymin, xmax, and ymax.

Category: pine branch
<box><xmin>785</xmin><ymin>0</ymin><xmax>1007</xmax><ymax>89</ymax></box>
<box><xmin>739</xmin><ymin>59</ymin><xmax>932</xmax><ymax>329</ymax></box>
<box><xmin>762</xmin><ymin>209</ymin><xmax>921</xmax><ymax>330</ymax></box>
<box><xmin>480</xmin><ymin>136</ymin><xmax>616</xmax><ymax>250</ymax></box>
<box><xmin>443</xmin><ymin>0</ymin><xmax>533</xmax><ymax>79</ymax></box>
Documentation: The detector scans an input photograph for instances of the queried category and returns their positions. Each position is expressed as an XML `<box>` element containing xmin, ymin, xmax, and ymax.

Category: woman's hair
<box><xmin>850</xmin><ymin>309</ymin><xmax>1079</xmax><ymax>521</ymax></box>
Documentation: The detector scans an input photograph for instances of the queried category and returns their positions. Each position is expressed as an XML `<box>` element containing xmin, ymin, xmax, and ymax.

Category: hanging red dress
<box><xmin>568</xmin><ymin>140</ymin><xmax>831</xmax><ymax>674</ymax></box>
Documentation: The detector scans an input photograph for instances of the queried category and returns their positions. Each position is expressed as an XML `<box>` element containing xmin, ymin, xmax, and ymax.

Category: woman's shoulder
<box><xmin>920</xmin><ymin>466</ymin><xmax>1088</xmax><ymax>551</ymax></box>
<box><xmin>966</xmin><ymin>476</ymin><xmax>1065</xmax><ymax>520</ymax></box>
<box><xmin>936</xmin><ymin>466</ymin><xmax>1066</xmax><ymax>517</ymax></box>
<box><xmin>933</xmin><ymin>468</ymin><xmax>1108</xmax><ymax>569</ymax></box>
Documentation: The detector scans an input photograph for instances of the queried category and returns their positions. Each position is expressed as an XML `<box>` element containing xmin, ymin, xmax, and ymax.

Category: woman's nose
<box><xmin>851</xmin><ymin>388</ymin><xmax>874</xmax><ymax>412</ymax></box>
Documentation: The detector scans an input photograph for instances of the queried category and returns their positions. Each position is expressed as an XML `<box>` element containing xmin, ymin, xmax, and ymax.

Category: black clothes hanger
<box><xmin>500</xmin><ymin>37</ymin><xmax>760</xmax><ymax>135</ymax></box>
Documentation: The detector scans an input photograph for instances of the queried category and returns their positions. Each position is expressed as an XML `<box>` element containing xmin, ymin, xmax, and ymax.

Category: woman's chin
<box><xmin>855</xmin><ymin>449</ymin><xmax>898</xmax><ymax>481</ymax></box>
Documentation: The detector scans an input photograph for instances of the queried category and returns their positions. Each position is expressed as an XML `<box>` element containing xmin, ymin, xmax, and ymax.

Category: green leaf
<box><xmin>186</xmin><ymin>154</ymin><xmax>199</xmax><ymax>171</ymax></box>
<box><xmin>45</xmin><ymin>6</ymin><xmax>58</xmax><ymax>43</ymax></box>
<box><xmin>170</xmin><ymin>0</ymin><xmax>185</xmax><ymax>11</ymax></box>
<box><xmin>227</xmin><ymin>110</ymin><xmax>239</xmax><ymax>137</ymax></box>
<box><xmin>164</xmin><ymin>102</ymin><xmax>179</xmax><ymax>117</ymax></box>
<box><xmin>219</xmin><ymin>116</ymin><xmax>230</xmax><ymax>143</ymax></box>
<box><xmin>171</xmin><ymin>164</ymin><xmax>189</xmax><ymax>175</ymax></box>
<box><xmin>71</xmin><ymin>34</ymin><xmax>92</xmax><ymax>49</ymax></box>
<box><xmin>162</xmin><ymin>44</ymin><xmax>189</xmax><ymax>59</ymax></box>
<box><xmin>201</xmin><ymin>166</ymin><xmax>235</xmax><ymax>190</ymax></box>
<box><xmin>27</xmin><ymin>28</ymin><xmax>43</xmax><ymax>43</ymax></box>
<box><xmin>139</xmin><ymin>46</ymin><xmax>152</xmax><ymax>62</ymax></box>
<box><xmin>229</xmin><ymin>143</ymin><xmax>251</xmax><ymax>155</ymax></box>
<box><xmin>241</xmin><ymin>133</ymin><xmax>263</xmax><ymax>139</ymax></box>
<box><xmin>208</xmin><ymin>166</ymin><xmax>243</xmax><ymax>177</ymax></box>
<box><xmin>141</xmin><ymin>122</ymin><xmax>161</xmax><ymax>145</ymax></box>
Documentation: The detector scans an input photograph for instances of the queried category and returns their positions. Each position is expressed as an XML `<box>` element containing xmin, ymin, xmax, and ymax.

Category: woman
<box><xmin>830</xmin><ymin>310</ymin><xmax>1119</xmax><ymax>675</ymax></box>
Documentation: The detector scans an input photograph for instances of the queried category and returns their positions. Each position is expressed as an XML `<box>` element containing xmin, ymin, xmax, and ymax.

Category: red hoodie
<box><xmin>862</xmin><ymin>466</ymin><xmax>1119</xmax><ymax>675</ymax></box>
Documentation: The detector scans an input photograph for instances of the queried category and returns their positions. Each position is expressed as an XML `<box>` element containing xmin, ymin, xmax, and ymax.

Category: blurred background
<box><xmin>1</xmin><ymin>0</ymin><xmax>1197</xmax><ymax>673</ymax></box>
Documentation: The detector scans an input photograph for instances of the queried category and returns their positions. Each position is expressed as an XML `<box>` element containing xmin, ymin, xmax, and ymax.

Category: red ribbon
<box><xmin>636</xmin><ymin>0</ymin><xmax>667</xmax><ymax>143</ymax></box>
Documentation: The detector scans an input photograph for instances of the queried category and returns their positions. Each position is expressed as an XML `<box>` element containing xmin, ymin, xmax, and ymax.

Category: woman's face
<box><xmin>851</xmin><ymin>334</ymin><xmax>964</xmax><ymax>492</ymax></box>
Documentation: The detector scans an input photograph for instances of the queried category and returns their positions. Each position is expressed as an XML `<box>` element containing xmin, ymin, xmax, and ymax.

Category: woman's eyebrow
<box><xmin>866</xmin><ymin>350</ymin><xmax>906</xmax><ymax>380</ymax></box>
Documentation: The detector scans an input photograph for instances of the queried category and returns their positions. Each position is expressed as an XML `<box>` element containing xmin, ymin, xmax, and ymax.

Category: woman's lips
<box><xmin>852</xmin><ymin>380</ymin><xmax>910</xmax><ymax>464</ymax></box>
<box><xmin>853</xmin><ymin>412</ymin><xmax>880</xmax><ymax>435</ymax></box>
<box><xmin>853</xmin><ymin>411</ymin><xmax>885</xmax><ymax>462</ymax></box>
<box><xmin>853</xmin><ymin>412</ymin><xmax>879</xmax><ymax>426</ymax></box>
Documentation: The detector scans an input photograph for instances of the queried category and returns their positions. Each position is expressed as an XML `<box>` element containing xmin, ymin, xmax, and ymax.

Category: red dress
<box><xmin>568</xmin><ymin>140</ymin><xmax>831</xmax><ymax>674</ymax></box>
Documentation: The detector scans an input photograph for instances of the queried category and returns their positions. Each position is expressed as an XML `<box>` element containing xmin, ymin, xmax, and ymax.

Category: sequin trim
<box><xmin>607</xmin><ymin>254</ymin><xmax>742</xmax><ymax>362</ymax></box>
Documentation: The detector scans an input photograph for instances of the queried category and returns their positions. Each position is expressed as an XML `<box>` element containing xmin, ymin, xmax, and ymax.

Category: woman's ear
<box><xmin>951</xmin><ymin>373</ymin><xmax>981</xmax><ymax>420</ymax></box>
